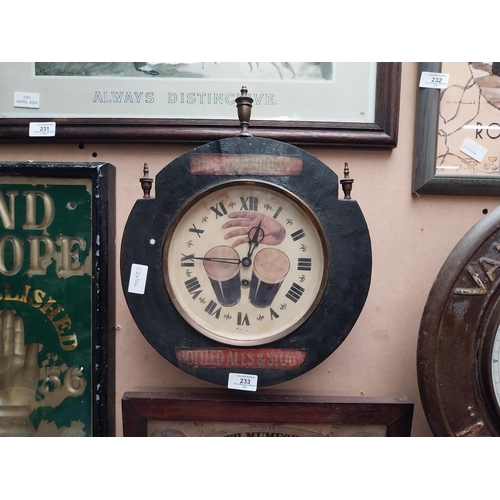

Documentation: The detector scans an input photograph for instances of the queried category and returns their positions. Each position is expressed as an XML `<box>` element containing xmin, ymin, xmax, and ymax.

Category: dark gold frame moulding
<box><xmin>0</xmin><ymin>63</ymin><xmax>401</xmax><ymax>149</ymax></box>
<box><xmin>413</xmin><ymin>62</ymin><xmax>500</xmax><ymax>196</ymax></box>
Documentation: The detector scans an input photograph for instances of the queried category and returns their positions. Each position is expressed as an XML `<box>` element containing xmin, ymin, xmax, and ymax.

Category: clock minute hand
<box><xmin>188</xmin><ymin>255</ymin><xmax>242</xmax><ymax>265</ymax></box>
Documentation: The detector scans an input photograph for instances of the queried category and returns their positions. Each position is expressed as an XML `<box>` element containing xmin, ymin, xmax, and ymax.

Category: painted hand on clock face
<box><xmin>222</xmin><ymin>212</ymin><xmax>286</xmax><ymax>250</ymax></box>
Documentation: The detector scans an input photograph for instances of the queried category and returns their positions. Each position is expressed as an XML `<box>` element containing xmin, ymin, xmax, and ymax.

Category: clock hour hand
<box><xmin>247</xmin><ymin>220</ymin><xmax>264</xmax><ymax>259</ymax></box>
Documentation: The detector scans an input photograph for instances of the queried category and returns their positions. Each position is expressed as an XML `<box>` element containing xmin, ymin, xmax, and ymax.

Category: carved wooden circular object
<box><xmin>418</xmin><ymin>206</ymin><xmax>500</xmax><ymax>436</ymax></box>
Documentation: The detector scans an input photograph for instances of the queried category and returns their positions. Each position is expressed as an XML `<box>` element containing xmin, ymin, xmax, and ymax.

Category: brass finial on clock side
<box><xmin>140</xmin><ymin>163</ymin><xmax>153</xmax><ymax>198</ymax></box>
<box><xmin>235</xmin><ymin>86</ymin><xmax>253</xmax><ymax>137</ymax></box>
<box><xmin>340</xmin><ymin>162</ymin><xmax>354</xmax><ymax>200</ymax></box>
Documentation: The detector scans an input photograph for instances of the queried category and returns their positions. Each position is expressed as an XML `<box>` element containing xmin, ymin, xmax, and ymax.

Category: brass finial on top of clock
<box><xmin>235</xmin><ymin>86</ymin><xmax>253</xmax><ymax>137</ymax></box>
<box><xmin>140</xmin><ymin>163</ymin><xmax>153</xmax><ymax>198</ymax></box>
<box><xmin>339</xmin><ymin>162</ymin><xmax>353</xmax><ymax>200</ymax></box>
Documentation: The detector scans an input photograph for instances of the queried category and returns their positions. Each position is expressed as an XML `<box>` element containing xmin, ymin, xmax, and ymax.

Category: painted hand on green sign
<box><xmin>0</xmin><ymin>310</ymin><xmax>40</xmax><ymax>407</ymax></box>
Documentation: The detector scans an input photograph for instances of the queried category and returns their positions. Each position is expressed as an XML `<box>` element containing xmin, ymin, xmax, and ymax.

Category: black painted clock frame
<box><xmin>120</xmin><ymin>136</ymin><xmax>372</xmax><ymax>388</ymax></box>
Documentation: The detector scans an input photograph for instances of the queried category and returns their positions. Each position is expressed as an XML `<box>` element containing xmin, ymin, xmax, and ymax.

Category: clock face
<box><xmin>163</xmin><ymin>180</ymin><xmax>328</xmax><ymax>346</ymax></box>
<box><xmin>490</xmin><ymin>325</ymin><xmax>500</xmax><ymax>410</ymax></box>
<box><xmin>477</xmin><ymin>295</ymin><xmax>500</xmax><ymax>424</ymax></box>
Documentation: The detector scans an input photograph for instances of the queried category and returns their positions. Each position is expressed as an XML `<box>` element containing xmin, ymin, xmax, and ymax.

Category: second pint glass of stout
<box><xmin>203</xmin><ymin>245</ymin><xmax>241</xmax><ymax>307</ymax></box>
<box><xmin>249</xmin><ymin>248</ymin><xmax>290</xmax><ymax>308</ymax></box>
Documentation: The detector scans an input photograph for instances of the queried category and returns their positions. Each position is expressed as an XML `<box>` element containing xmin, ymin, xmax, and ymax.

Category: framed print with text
<box><xmin>414</xmin><ymin>62</ymin><xmax>500</xmax><ymax>196</ymax></box>
<box><xmin>0</xmin><ymin>62</ymin><xmax>400</xmax><ymax>148</ymax></box>
<box><xmin>122</xmin><ymin>392</ymin><xmax>414</xmax><ymax>437</ymax></box>
<box><xmin>0</xmin><ymin>162</ymin><xmax>115</xmax><ymax>436</ymax></box>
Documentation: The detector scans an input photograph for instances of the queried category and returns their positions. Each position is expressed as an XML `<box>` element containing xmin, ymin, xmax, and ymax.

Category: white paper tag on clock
<box><xmin>228</xmin><ymin>373</ymin><xmax>258</xmax><ymax>391</ymax></box>
<box><xmin>460</xmin><ymin>138</ymin><xmax>487</xmax><ymax>162</ymax></box>
<box><xmin>128</xmin><ymin>263</ymin><xmax>148</xmax><ymax>294</ymax></box>
<box><xmin>419</xmin><ymin>71</ymin><xmax>450</xmax><ymax>89</ymax></box>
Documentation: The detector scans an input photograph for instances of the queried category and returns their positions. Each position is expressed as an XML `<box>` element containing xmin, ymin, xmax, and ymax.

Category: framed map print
<box><xmin>414</xmin><ymin>62</ymin><xmax>500</xmax><ymax>195</ymax></box>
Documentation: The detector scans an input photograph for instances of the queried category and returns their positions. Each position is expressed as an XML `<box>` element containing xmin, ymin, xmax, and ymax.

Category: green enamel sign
<box><xmin>0</xmin><ymin>164</ymin><xmax>115</xmax><ymax>437</ymax></box>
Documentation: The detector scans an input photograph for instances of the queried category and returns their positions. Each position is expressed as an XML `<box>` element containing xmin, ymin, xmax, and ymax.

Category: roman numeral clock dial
<box><xmin>163</xmin><ymin>181</ymin><xmax>326</xmax><ymax>346</ymax></box>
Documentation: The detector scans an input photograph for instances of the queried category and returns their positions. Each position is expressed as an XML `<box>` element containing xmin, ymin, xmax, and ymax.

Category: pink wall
<box><xmin>1</xmin><ymin>63</ymin><xmax>497</xmax><ymax>436</ymax></box>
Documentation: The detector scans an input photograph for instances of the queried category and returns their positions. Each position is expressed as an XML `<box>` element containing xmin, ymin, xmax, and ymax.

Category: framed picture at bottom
<box><xmin>0</xmin><ymin>162</ymin><xmax>116</xmax><ymax>436</ymax></box>
<box><xmin>122</xmin><ymin>392</ymin><xmax>414</xmax><ymax>437</ymax></box>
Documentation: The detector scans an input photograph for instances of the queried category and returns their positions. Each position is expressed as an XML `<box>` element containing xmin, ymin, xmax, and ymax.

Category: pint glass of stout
<box><xmin>203</xmin><ymin>245</ymin><xmax>241</xmax><ymax>307</ymax></box>
<box><xmin>249</xmin><ymin>248</ymin><xmax>290</xmax><ymax>308</ymax></box>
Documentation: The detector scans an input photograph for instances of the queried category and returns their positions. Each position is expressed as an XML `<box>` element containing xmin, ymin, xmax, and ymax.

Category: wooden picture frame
<box><xmin>413</xmin><ymin>62</ymin><xmax>500</xmax><ymax>196</ymax></box>
<box><xmin>121</xmin><ymin>391</ymin><xmax>414</xmax><ymax>437</ymax></box>
<box><xmin>0</xmin><ymin>63</ymin><xmax>401</xmax><ymax>149</ymax></box>
<box><xmin>0</xmin><ymin>162</ymin><xmax>116</xmax><ymax>436</ymax></box>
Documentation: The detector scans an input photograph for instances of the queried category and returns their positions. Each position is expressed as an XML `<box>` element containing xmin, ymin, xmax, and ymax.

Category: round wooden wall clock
<box><xmin>418</xmin><ymin>205</ymin><xmax>500</xmax><ymax>436</ymax></box>
<box><xmin>120</xmin><ymin>96</ymin><xmax>371</xmax><ymax>388</ymax></box>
